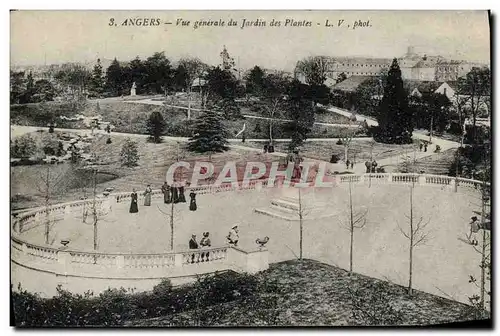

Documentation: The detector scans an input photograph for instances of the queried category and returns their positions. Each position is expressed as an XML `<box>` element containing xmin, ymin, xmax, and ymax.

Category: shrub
<box><xmin>336</xmin><ymin>139</ymin><xmax>343</xmax><ymax>145</ymax></box>
<box><xmin>106</xmin><ymin>138</ymin><xmax>112</xmax><ymax>144</ymax></box>
<box><xmin>120</xmin><ymin>139</ymin><xmax>139</xmax><ymax>167</ymax></box>
<box><xmin>330</xmin><ymin>154</ymin><xmax>340</xmax><ymax>163</ymax></box>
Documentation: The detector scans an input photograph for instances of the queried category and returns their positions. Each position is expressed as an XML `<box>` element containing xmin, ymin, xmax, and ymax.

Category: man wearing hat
<box><xmin>227</xmin><ymin>225</ymin><xmax>239</xmax><ymax>247</ymax></box>
<box><xmin>189</xmin><ymin>234</ymin><xmax>199</xmax><ymax>249</ymax></box>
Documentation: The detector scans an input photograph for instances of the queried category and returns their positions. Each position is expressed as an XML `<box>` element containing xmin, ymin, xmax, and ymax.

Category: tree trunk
<box><xmin>299</xmin><ymin>189</ymin><xmax>303</xmax><ymax>260</ymax></box>
<box><xmin>349</xmin><ymin>181</ymin><xmax>354</xmax><ymax>275</ymax></box>
<box><xmin>187</xmin><ymin>88</ymin><xmax>191</xmax><ymax>120</ymax></box>
<box><xmin>480</xmin><ymin>181</ymin><xmax>487</xmax><ymax>310</ymax></box>
<box><xmin>170</xmin><ymin>201</ymin><xmax>174</xmax><ymax>251</ymax></box>
<box><xmin>344</xmin><ymin>145</ymin><xmax>349</xmax><ymax>165</ymax></box>
<box><xmin>408</xmin><ymin>187</ymin><xmax>414</xmax><ymax>295</ymax></box>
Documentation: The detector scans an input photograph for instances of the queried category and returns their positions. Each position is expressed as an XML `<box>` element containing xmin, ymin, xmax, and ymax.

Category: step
<box><xmin>271</xmin><ymin>198</ymin><xmax>300</xmax><ymax>211</ymax></box>
<box><xmin>269</xmin><ymin>203</ymin><xmax>296</xmax><ymax>214</ymax></box>
<box><xmin>254</xmin><ymin>208</ymin><xmax>298</xmax><ymax>221</ymax></box>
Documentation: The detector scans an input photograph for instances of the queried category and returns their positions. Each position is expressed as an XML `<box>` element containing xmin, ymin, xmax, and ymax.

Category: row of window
<box><xmin>334</xmin><ymin>63</ymin><xmax>389</xmax><ymax>68</ymax></box>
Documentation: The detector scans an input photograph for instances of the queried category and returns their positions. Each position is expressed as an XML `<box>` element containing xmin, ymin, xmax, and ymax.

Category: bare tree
<box><xmin>87</xmin><ymin>166</ymin><xmax>111</xmax><ymax>253</ymax></box>
<box><xmin>339</xmin><ymin>123</ymin><xmax>363</xmax><ymax>165</ymax></box>
<box><xmin>178</xmin><ymin>58</ymin><xmax>208</xmax><ymax>120</ymax></box>
<box><xmin>464</xmin><ymin>176</ymin><xmax>491</xmax><ymax>315</ymax></box>
<box><xmin>342</xmin><ymin>179</ymin><xmax>368</xmax><ymax>275</ymax></box>
<box><xmin>396</xmin><ymin>186</ymin><xmax>432</xmax><ymax>295</ymax></box>
<box><xmin>261</xmin><ymin>72</ymin><xmax>289</xmax><ymax>145</ymax></box>
<box><xmin>34</xmin><ymin>165</ymin><xmax>67</xmax><ymax>244</ymax></box>
<box><xmin>292</xmin><ymin>188</ymin><xmax>312</xmax><ymax>260</ymax></box>
<box><xmin>157</xmin><ymin>200</ymin><xmax>181</xmax><ymax>250</ymax></box>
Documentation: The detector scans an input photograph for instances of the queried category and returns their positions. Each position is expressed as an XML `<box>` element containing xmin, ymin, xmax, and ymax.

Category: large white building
<box><xmin>295</xmin><ymin>46</ymin><xmax>487</xmax><ymax>83</ymax></box>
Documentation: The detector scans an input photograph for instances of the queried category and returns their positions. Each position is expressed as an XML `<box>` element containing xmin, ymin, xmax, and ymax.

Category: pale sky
<box><xmin>10</xmin><ymin>10</ymin><xmax>490</xmax><ymax>71</ymax></box>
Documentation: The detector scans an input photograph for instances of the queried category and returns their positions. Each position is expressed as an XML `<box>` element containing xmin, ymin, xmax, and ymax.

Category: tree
<box><xmin>24</xmin><ymin>72</ymin><xmax>35</xmax><ymax>103</ymax></box>
<box><xmin>123</xmin><ymin>56</ymin><xmax>147</xmax><ymax>94</ymax></box>
<box><xmin>283</xmin><ymin>79</ymin><xmax>315</xmax><ymax>150</ymax></box>
<box><xmin>89</xmin><ymin>58</ymin><xmax>104</xmax><ymax>97</ymax></box>
<box><xmin>375</xmin><ymin>58</ymin><xmax>413</xmax><ymax>144</ymax></box>
<box><xmin>352</xmin><ymin>74</ymin><xmax>386</xmax><ymax>117</ymax></box>
<box><xmin>11</xmin><ymin>134</ymin><xmax>37</xmax><ymax>158</ymax></box>
<box><xmin>54</xmin><ymin>63</ymin><xmax>92</xmax><ymax>102</ymax></box>
<box><xmin>146</xmin><ymin>111</ymin><xmax>166</xmax><ymax>143</ymax></box>
<box><xmin>463</xmin><ymin>148</ymin><xmax>491</xmax><ymax>317</ymax></box>
<box><xmin>34</xmin><ymin>165</ymin><xmax>68</xmax><ymax>245</ymax></box>
<box><xmin>343</xmin><ymin>179</ymin><xmax>368</xmax><ymax>275</ymax></box>
<box><xmin>245</xmin><ymin>66</ymin><xmax>266</xmax><ymax>96</ymax></box>
<box><xmin>457</xmin><ymin>67</ymin><xmax>491</xmax><ymax>144</ymax></box>
<box><xmin>157</xmin><ymin>201</ymin><xmax>181</xmax><ymax>251</ymax></box>
<box><xmin>295</xmin><ymin>56</ymin><xmax>329</xmax><ymax>86</ymax></box>
<box><xmin>261</xmin><ymin>72</ymin><xmax>290</xmax><ymax>144</ymax></box>
<box><xmin>10</xmin><ymin>71</ymin><xmax>26</xmax><ymax>104</ymax></box>
<box><xmin>32</xmin><ymin>79</ymin><xmax>56</xmax><ymax>102</ymax></box>
<box><xmin>105</xmin><ymin>58</ymin><xmax>124</xmax><ymax>96</ymax></box>
<box><xmin>188</xmin><ymin>109</ymin><xmax>229</xmax><ymax>160</ymax></box>
<box><xmin>205</xmin><ymin>66</ymin><xmax>241</xmax><ymax>120</ymax></box>
<box><xmin>338</xmin><ymin>122</ymin><xmax>363</xmax><ymax>164</ymax></box>
<box><xmin>144</xmin><ymin>52</ymin><xmax>173</xmax><ymax>94</ymax></box>
<box><xmin>88</xmin><ymin>167</ymin><xmax>111</xmax><ymax>253</ymax></box>
<box><xmin>120</xmin><ymin>139</ymin><xmax>139</xmax><ymax>167</ymax></box>
<box><xmin>397</xmin><ymin>185</ymin><xmax>431</xmax><ymax>295</ymax></box>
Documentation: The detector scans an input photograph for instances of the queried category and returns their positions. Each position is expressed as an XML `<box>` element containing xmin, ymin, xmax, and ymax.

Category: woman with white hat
<box><xmin>227</xmin><ymin>225</ymin><xmax>239</xmax><ymax>247</ymax></box>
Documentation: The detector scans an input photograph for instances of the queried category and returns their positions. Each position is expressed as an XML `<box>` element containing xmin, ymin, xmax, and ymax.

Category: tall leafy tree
<box><xmin>124</xmin><ymin>56</ymin><xmax>147</xmax><ymax>94</ymax></box>
<box><xmin>205</xmin><ymin>66</ymin><xmax>241</xmax><ymax>120</ymax></box>
<box><xmin>105</xmin><ymin>58</ymin><xmax>124</xmax><ymax>96</ymax></box>
<box><xmin>188</xmin><ymin>108</ymin><xmax>229</xmax><ymax>160</ymax></box>
<box><xmin>146</xmin><ymin>111</ymin><xmax>166</xmax><ymax>143</ymax></box>
<box><xmin>120</xmin><ymin>139</ymin><xmax>139</xmax><ymax>167</ymax></box>
<box><xmin>283</xmin><ymin>79</ymin><xmax>315</xmax><ymax>150</ymax></box>
<box><xmin>144</xmin><ymin>52</ymin><xmax>173</xmax><ymax>94</ymax></box>
<box><xmin>54</xmin><ymin>63</ymin><xmax>92</xmax><ymax>100</ymax></box>
<box><xmin>295</xmin><ymin>56</ymin><xmax>329</xmax><ymax>86</ymax></box>
<box><xmin>245</xmin><ymin>66</ymin><xmax>266</xmax><ymax>96</ymax></box>
<box><xmin>375</xmin><ymin>58</ymin><xmax>413</xmax><ymax>144</ymax></box>
<box><xmin>10</xmin><ymin>71</ymin><xmax>26</xmax><ymax>104</ymax></box>
<box><xmin>89</xmin><ymin>58</ymin><xmax>104</xmax><ymax>96</ymax></box>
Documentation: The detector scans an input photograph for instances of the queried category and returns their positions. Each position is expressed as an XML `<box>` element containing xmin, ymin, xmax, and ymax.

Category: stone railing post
<box><xmin>64</xmin><ymin>204</ymin><xmax>71</xmax><ymax>219</ymax></box>
<box><xmin>387</xmin><ymin>173</ymin><xmax>393</xmax><ymax>182</ymax></box>
<box><xmin>418</xmin><ymin>175</ymin><xmax>426</xmax><ymax>186</ymax></box>
<box><xmin>174</xmin><ymin>253</ymin><xmax>183</xmax><ymax>267</ymax></box>
<box><xmin>21</xmin><ymin>242</ymin><xmax>28</xmax><ymax>255</ymax></box>
<box><xmin>57</xmin><ymin>251</ymin><xmax>71</xmax><ymax>274</ymax></box>
<box><xmin>116</xmin><ymin>255</ymin><xmax>125</xmax><ymax>269</ymax></box>
<box><xmin>245</xmin><ymin>249</ymin><xmax>269</xmax><ymax>274</ymax></box>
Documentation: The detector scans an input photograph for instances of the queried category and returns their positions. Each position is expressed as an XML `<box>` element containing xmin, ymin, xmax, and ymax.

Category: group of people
<box><xmin>188</xmin><ymin>225</ymin><xmax>240</xmax><ymax>250</ymax></box>
<box><xmin>364</xmin><ymin>160</ymin><xmax>378</xmax><ymax>173</ymax></box>
<box><xmin>128</xmin><ymin>183</ymin><xmax>198</xmax><ymax>213</ymax></box>
<box><xmin>346</xmin><ymin>159</ymin><xmax>355</xmax><ymax>170</ymax></box>
<box><xmin>186</xmin><ymin>225</ymin><xmax>240</xmax><ymax>263</ymax></box>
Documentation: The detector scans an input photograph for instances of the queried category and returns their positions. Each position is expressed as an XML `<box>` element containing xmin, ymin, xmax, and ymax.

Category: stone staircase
<box><xmin>254</xmin><ymin>192</ymin><xmax>337</xmax><ymax>221</ymax></box>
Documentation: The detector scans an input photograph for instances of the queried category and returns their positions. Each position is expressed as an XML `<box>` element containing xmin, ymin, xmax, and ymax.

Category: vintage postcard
<box><xmin>10</xmin><ymin>10</ymin><xmax>491</xmax><ymax>327</ymax></box>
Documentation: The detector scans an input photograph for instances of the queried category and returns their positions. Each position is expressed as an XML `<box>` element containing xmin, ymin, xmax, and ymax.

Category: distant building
<box><xmin>294</xmin><ymin>46</ymin><xmax>488</xmax><ymax>84</ymax></box>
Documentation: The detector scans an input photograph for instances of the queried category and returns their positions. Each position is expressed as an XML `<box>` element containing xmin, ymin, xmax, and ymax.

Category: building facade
<box><xmin>295</xmin><ymin>46</ymin><xmax>487</xmax><ymax>84</ymax></box>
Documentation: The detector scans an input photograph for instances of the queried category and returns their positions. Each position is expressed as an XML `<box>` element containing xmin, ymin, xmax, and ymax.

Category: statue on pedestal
<box><xmin>130</xmin><ymin>82</ymin><xmax>137</xmax><ymax>96</ymax></box>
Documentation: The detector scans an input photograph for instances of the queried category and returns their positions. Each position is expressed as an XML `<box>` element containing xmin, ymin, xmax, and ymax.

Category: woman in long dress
<box><xmin>161</xmin><ymin>182</ymin><xmax>171</xmax><ymax>204</ymax></box>
<box><xmin>189</xmin><ymin>191</ymin><xmax>197</xmax><ymax>211</ymax></box>
<box><xmin>178</xmin><ymin>185</ymin><xmax>186</xmax><ymax>203</ymax></box>
<box><xmin>143</xmin><ymin>185</ymin><xmax>152</xmax><ymax>206</ymax></box>
<box><xmin>129</xmin><ymin>188</ymin><xmax>139</xmax><ymax>213</ymax></box>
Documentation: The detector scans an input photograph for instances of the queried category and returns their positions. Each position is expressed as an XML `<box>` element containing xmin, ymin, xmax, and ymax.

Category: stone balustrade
<box><xmin>11</xmin><ymin>174</ymin><xmax>488</xmax><ymax>236</ymax></box>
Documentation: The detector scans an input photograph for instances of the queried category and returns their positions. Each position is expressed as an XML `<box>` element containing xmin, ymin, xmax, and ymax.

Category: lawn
<box><xmin>244</xmin><ymin>140</ymin><xmax>417</xmax><ymax>163</ymax></box>
<box><xmin>10</xmin><ymin>133</ymin><xmax>284</xmax><ymax>210</ymax></box>
<box><xmin>125</xmin><ymin>259</ymin><xmax>483</xmax><ymax>326</ymax></box>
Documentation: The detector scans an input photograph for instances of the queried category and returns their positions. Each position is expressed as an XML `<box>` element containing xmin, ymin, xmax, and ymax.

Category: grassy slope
<box><xmin>11</xmin><ymin>133</ymin><xmax>284</xmax><ymax>209</ymax></box>
<box><xmin>126</xmin><ymin>259</ymin><xmax>475</xmax><ymax>327</ymax></box>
